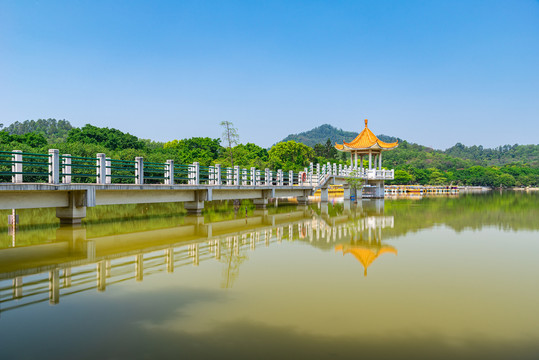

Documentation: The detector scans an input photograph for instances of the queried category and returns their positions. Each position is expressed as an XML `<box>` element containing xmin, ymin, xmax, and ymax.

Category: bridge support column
<box><xmin>320</xmin><ymin>202</ymin><xmax>328</xmax><ymax>215</ymax></box>
<box><xmin>320</xmin><ymin>187</ymin><xmax>329</xmax><ymax>202</ymax></box>
<box><xmin>184</xmin><ymin>190</ymin><xmax>206</xmax><ymax>215</ymax></box>
<box><xmin>56</xmin><ymin>190</ymin><xmax>94</xmax><ymax>225</ymax></box>
<box><xmin>343</xmin><ymin>184</ymin><xmax>351</xmax><ymax>201</ymax></box>
<box><xmin>253</xmin><ymin>198</ymin><xmax>268</xmax><ymax>209</ymax></box>
<box><xmin>366</xmin><ymin>180</ymin><xmax>385</xmax><ymax>198</ymax></box>
<box><xmin>253</xmin><ymin>190</ymin><xmax>271</xmax><ymax>209</ymax></box>
<box><xmin>297</xmin><ymin>189</ymin><xmax>310</xmax><ymax>205</ymax></box>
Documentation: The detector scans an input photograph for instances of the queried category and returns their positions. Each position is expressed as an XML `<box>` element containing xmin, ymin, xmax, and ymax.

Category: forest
<box><xmin>0</xmin><ymin>119</ymin><xmax>538</xmax><ymax>187</ymax></box>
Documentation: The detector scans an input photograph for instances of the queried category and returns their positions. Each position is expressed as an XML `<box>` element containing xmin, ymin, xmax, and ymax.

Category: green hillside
<box><xmin>2</xmin><ymin>118</ymin><xmax>73</xmax><ymax>143</ymax></box>
<box><xmin>281</xmin><ymin>124</ymin><xmax>539</xmax><ymax>168</ymax></box>
<box><xmin>281</xmin><ymin>124</ymin><xmax>398</xmax><ymax>148</ymax></box>
<box><xmin>1</xmin><ymin>119</ymin><xmax>538</xmax><ymax>187</ymax></box>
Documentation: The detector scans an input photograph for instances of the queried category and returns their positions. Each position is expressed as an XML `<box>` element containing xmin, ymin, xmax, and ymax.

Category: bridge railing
<box><xmin>0</xmin><ymin>150</ymin><xmax>51</xmax><ymax>183</ymax></box>
<box><xmin>0</xmin><ymin>149</ymin><xmax>392</xmax><ymax>186</ymax></box>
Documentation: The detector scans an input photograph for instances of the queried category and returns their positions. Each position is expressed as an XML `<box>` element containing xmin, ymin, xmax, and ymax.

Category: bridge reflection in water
<box><xmin>0</xmin><ymin>200</ymin><xmax>394</xmax><ymax>316</ymax></box>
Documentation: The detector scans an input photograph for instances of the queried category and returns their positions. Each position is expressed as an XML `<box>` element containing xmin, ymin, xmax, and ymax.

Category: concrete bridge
<box><xmin>0</xmin><ymin>204</ymin><xmax>393</xmax><ymax>314</ymax></box>
<box><xmin>0</xmin><ymin>149</ymin><xmax>394</xmax><ymax>224</ymax></box>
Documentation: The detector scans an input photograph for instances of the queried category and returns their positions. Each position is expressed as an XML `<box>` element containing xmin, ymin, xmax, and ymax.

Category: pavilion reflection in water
<box><xmin>321</xmin><ymin>200</ymin><xmax>397</xmax><ymax>277</ymax></box>
<box><xmin>0</xmin><ymin>201</ymin><xmax>395</xmax><ymax>316</ymax></box>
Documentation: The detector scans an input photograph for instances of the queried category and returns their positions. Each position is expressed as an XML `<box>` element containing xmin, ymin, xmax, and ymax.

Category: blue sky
<box><xmin>1</xmin><ymin>0</ymin><xmax>538</xmax><ymax>149</ymax></box>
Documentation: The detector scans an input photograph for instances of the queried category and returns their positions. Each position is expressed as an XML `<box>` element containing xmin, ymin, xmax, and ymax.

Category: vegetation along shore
<box><xmin>1</xmin><ymin>119</ymin><xmax>538</xmax><ymax>188</ymax></box>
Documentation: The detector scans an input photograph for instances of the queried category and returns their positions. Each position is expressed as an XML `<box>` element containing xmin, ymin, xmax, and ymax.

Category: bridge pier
<box><xmin>364</xmin><ymin>180</ymin><xmax>385</xmax><ymax>198</ymax></box>
<box><xmin>297</xmin><ymin>190</ymin><xmax>310</xmax><ymax>205</ymax></box>
<box><xmin>320</xmin><ymin>187</ymin><xmax>329</xmax><ymax>203</ymax></box>
<box><xmin>343</xmin><ymin>185</ymin><xmax>350</xmax><ymax>200</ymax></box>
<box><xmin>253</xmin><ymin>198</ymin><xmax>268</xmax><ymax>209</ymax></box>
<box><xmin>56</xmin><ymin>190</ymin><xmax>95</xmax><ymax>225</ymax></box>
<box><xmin>253</xmin><ymin>190</ymin><xmax>271</xmax><ymax>209</ymax></box>
<box><xmin>320</xmin><ymin>202</ymin><xmax>328</xmax><ymax>215</ymax></box>
<box><xmin>184</xmin><ymin>190</ymin><xmax>205</xmax><ymax>215</ymax></box>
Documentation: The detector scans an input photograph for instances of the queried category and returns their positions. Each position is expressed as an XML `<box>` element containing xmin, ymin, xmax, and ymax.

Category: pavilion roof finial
<box><xmin>365</xmin><ymin>119</ymin><xmax>368</xmax><ymax>128</ymax></box>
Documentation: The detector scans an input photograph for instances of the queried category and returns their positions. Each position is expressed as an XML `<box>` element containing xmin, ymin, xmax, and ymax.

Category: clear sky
<box><xmin>1</xmin><ymin>0</ymin><xmax>538</xmax><ymax>149</ymax></box>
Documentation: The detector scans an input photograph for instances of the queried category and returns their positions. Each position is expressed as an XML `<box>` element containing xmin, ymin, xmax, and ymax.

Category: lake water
<box><xmin>0</xmin><ymin>192</ymin><xmax>538</xmax><ymax>359</ymax></box>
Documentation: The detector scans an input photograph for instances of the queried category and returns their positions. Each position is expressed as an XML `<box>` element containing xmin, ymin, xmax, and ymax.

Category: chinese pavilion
<box><xmin>335</xmin><ymin>119</ymin><xmax>398</xmax><ymax>171</ymax></box>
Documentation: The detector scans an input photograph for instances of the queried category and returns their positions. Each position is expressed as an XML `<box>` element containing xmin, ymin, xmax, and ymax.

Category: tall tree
<box><xmin>220</xmin><ymin>121</ymin><xmax>239</xmax><ymax>166</ymax></box>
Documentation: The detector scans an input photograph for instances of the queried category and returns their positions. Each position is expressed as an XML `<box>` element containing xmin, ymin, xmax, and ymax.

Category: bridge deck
<box><xmin>0</xmin><ymin>183</ymin><xmax>313</xmax><ymax>210</ymax></box>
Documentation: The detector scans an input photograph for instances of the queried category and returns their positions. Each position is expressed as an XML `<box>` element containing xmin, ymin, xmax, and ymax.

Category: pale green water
<box><xmin>0</xmin><ymin>192</ymin><xmax>538</xmax><ymax>359</ymax></box>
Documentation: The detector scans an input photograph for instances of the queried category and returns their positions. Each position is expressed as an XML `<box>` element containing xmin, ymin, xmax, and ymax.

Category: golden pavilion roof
<box><xmin>335</xmin><ymin>119</ymin><xmax>398</xmax><ymax>151</ymax></box>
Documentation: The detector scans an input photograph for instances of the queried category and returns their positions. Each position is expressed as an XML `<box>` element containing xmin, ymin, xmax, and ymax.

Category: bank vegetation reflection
<box><xmin>0</xmin><ymin>200</ymin><xmax>394</xmax><ymax>317</ymax></box>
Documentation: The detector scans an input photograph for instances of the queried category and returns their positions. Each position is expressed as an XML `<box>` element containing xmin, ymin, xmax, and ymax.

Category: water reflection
<box><xmin>0</xmin><ymin>201</ymin><xmax>394</xmax><ymax>315</ymax></box>
<box><xmin>2</xmin><ymin>193</ymin><xmax>539</xmax><ymax>360</ymax></box>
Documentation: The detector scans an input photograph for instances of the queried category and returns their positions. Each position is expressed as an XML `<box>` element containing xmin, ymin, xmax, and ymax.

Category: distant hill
<box><xmin>280</xmin><ymin>124</ymin><xmax>399</xmax><ymax>147</ymax></box>
<box><xmin>281</xmin><ymin>124</ymin><xmax>539</xmax><ymax>167</ymax></box>
<box><xmin>2</xmin><ymin>118</ymin><xmax>73</xmax><ymax>143</ymax></box>
<box><xmin>444</xmin><ymin>142</ymin><xmax>539</xmax><ymax>167</ymax></box>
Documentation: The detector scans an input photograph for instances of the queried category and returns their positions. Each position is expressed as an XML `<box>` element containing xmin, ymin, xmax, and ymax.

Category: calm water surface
<box><xmin>0</xmin><ymin>192</ymin><xmax>538</xmax><ymax>359</ymax></box>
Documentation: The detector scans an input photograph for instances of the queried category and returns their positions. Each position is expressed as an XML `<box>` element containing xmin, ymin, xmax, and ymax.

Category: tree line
<box><xmin>0</xmin><ymin>119</ymin><xmax>537</xmax><ymax>187</ymax></box>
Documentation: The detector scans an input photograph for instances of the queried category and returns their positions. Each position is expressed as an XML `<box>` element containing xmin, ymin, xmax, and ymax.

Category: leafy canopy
<box><xmin>269</xmin><ymin>140</ymin><xmax>314</xmax><ymax>171</ymax></box>
<box><xmin>67</xmin><ymin>124</ymin><xmax>145</xmax><ymax>150</ymax></box>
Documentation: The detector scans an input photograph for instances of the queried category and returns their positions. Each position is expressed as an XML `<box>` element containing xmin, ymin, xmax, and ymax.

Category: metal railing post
<box><xmin>242</xmin><ymin>168</ymin><xmax>247</xmax><ymax>185</ymax></box>
<box><xmin>227</xmin><ymin>167</ymin><xmax>232</xmax><ymax>185</ymax></box>
<box><xmin>62</xmin><ymin>154</ymin><xmax>71</xmax><ymax>184</ymax></box>
<box><xmin>289</xmin><ymin>170</ymin><xmax>293</xmax><ymax>185</ymax></box>
<box><xmin>105</xmin><ymin>157</ymin><xmax>111</xmax><ymax>184</ymax></box>
<box><xmin>96</xmin><ymin>153</ymin><xmax>106</xmax><ymax>184</ymax></box>
<box><xmin>209</xmin><ymin>165</ymin><xmax>214</xmax><ymax>185</ymax></box>
<box><xmin>12</xmin><ymin>150</ymin><xmax>23</xmax><ymax>183</ymax></box>
<box><xmin>251</xmin><ymin>167</ymin><xmax>256</xmax><ymax>186</ymax></box>
<box><xmin>48</xmin><ymin>149</ymin><xmax>60</xmax><ymax>184</ymax></box>
<box><xmin>135</xmin><ymin>157</ymin><xmax>144</xmax><ymax>184</ymax></box>
<box><xmin>193</xmin><ymin>162</ymin><xmax>200</xmax><ymax>185</ymax></box>
<box><xmin>234</xmin><ymin>166</ymin><xmax>240</xmax><ymax>186</ymax></box>
<box><xmin>215</xmin><ymin>164</ymin><xmax>221</xmax><ymax>185</ymax></box>
<box><xmin>165</xmin><ymin>160</ymin><xmax>174</xmax><ymax>185</ymax></box>
<box><xmin>265</xmin><ymin>168</ymin><xmax>270</xmax><ymax>186</ymax></box>
<box><xmin>278</xmin><ymin>170</ymin><xmax>283</xmax><ymax>186</ymax></box>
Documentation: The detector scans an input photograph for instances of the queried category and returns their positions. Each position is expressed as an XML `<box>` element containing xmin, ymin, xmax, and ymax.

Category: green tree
<box><xmin>324</xmin><ymin>138</ymin><xmax>338</xmax><ymax>159</ymax></box>
<box><xmin>67</xmin><ymin>124</ymin><xmax>144</xmax><ymax>150</ymax></box>
<box><xmin>393</xmin><ymin>169</ymin><xmax>413</xmax><ymax>184</ymax></box>
<box><xmin>268</xmin><ymin>141</ymin><xmax>314</xmax><ymax>171</ymax></box>
<box><xmin>494</xmin><ymin>173</ymin><xmax>516</xmax><ymax>188</ymax></box>
<box><xmin>164</xmin><ymin>137</ymin><xmax>221</xmax><ymax>166</ymax></box>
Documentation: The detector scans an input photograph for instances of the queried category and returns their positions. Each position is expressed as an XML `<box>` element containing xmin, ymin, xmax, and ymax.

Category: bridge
<box><xmin>0</xmin><ymin>202</ymin><xmax>393</xmax><ymax>315</ymax></box>
<box><xmin>0</xmin><ymin>149</ymin><xmax>394</xmax><ymax>224</ymax></box>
